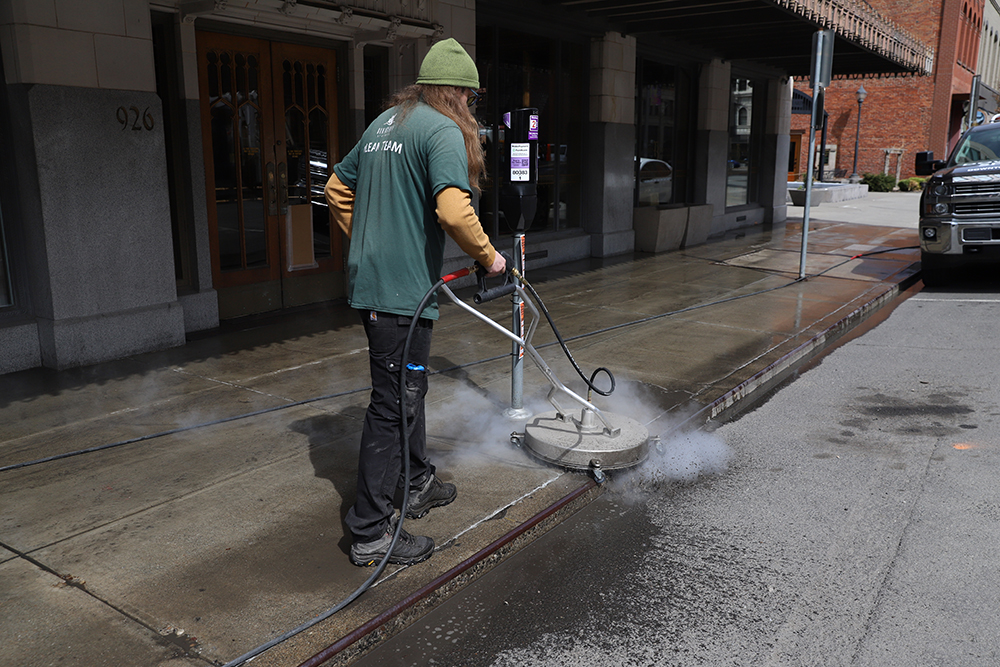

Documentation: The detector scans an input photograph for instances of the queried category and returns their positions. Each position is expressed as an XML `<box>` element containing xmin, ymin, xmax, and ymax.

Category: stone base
<box><xmin>38</xmin><ymin>302</ymin><xmax>186</xmax><ymax>370</ymax></box>
<box><xmin>0</xmin><ymin>322</ymin><xmax>42</xmax><ymax>375</ymax></box>
<box><xmin>592</xmin><ymin>229</ymin><xmax>636</xmax><ymax>257</ymax></box>
<box><xmin>179</xmin><ymin>290</ymin><xmax>219</xmax><ymax>333</ymax></box>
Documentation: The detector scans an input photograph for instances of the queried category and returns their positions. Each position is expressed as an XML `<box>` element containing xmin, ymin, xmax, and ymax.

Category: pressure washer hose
<box><xmin>221</xmin><ymin>269</ymin><xmax>466</xmax><ymax>667</ymax></box>
<box><xmin>509</xmin><ymin>266</ymin><xmax>615</xmax><ymax>398</ymax></box>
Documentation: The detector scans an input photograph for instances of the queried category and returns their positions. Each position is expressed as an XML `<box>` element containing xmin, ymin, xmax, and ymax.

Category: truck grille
<box><xmin>954</xmin><ymin>182</ymin><xmax>1000</xmax><ymax>195</ymax></box>
<box><xmin>954</xmin><ymin>202</ymin><xmax>1000</xmax><ymax>215</ymax></box>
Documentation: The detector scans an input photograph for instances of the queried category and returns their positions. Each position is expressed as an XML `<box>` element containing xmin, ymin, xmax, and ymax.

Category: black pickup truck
<box><xmin>916</xmin><ymin>122</ymin><xmax>1000</xmax><ymax>285</ymax></box>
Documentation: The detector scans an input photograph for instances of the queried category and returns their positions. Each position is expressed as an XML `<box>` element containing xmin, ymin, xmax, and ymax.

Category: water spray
<box><xmin>449</xmin><ymin>254</ymin><xmax>650</xmax><ymax>476</ymax></box>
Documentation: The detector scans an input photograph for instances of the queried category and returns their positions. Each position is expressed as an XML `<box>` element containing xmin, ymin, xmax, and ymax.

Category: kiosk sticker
<box><xmin>528</xmin><ymin>115</ymin><xmax>539</xmax><ymax>140</ymax></box>
<box><xmin>510</xmin><ymin>143</ymin><xmax>530</xmax><ymax>182</ymax></box>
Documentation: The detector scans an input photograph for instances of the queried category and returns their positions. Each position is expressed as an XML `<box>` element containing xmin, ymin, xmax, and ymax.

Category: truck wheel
<box><xmin>921</xmin><ymin>253</ymin><xmax>947</xmax><ymax>287</ymax></box>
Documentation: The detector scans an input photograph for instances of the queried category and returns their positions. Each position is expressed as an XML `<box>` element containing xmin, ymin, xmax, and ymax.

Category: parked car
<box><xmin>636</xmin><ymin>157</ymin><xmax>673</xmax><ymax>206</ymax></box>
<box><xmin>915</xmin><ymin>122</ymin><xmax>1000</xmax><ymax>286</ymax></box>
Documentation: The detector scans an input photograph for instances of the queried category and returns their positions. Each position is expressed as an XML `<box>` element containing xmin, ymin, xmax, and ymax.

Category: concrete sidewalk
<box><xmin>0</xmin><ymin>194</ymin><xmax>920</xmax><ymax>667</ymax></box>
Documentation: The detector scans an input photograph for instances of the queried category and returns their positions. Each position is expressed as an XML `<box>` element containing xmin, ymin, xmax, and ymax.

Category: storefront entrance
<box><xmin>197</xmin><ymin>32</ymin><xmax>342</xmax><ymax>319</ymax></box>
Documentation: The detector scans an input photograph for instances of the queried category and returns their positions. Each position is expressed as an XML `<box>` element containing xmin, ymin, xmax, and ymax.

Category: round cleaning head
<box><xmin>523</xmin><ymin>409</ymin><xmax>649</xmax><ymax>471</ymax></box>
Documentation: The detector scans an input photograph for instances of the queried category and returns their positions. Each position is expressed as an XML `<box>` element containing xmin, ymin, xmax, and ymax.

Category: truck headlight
<box><xmin>932</xmin><ymin>202</ymin><xmax>949</xmax><ymax>214</ymax></box>
<box><xmin>930</xmin><ymin>182</ymin><xmax>950</xmax><ymax>197</ymax></box>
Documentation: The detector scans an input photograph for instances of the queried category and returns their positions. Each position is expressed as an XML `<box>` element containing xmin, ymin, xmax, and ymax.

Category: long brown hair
<box><xmin>387</xmin><ymin>84</ymin><xmax>485</xmax><ymax>193</ymax></box>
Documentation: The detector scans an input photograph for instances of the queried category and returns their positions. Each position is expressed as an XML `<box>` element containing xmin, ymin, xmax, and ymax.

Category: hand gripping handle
<box><xmin>473</xmin><ymin>251</ymin><xmax>516</xmax><ymax>304</ymax></box>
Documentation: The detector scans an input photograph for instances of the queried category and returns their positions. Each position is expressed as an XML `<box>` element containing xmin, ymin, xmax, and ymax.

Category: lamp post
<box><xmin>850</xmin><ymin>85</ymin><xmax>867</xmax><ymax>182</ymax></box>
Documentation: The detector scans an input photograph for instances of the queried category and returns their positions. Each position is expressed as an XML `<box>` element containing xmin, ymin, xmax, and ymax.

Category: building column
<box><xmin>174</xmin><ymin>16</ymin><xmax>219</xmax><ymax>332</ymax></box>
<box><xmin>584</xmin><ymin>31</ymin><xmax>636</xmax><ymax>257</ymax></box>
<box><xmin>0</xmin><ymin>0</ymin><xmax>185</xmax><ymax>369</ymax></box>
<box><xmin>693</xmin><ymin>58</ymin><xmax>730</xmax><ymax>237</ymax></box>
<box><xmin>761</xmin><ymin>77</ymin><xmax>791</xmax><ymax>224</ymax></box>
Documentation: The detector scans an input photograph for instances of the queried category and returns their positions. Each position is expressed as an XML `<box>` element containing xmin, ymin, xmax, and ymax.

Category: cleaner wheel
<box><xmin>523</xmin><ymin>409</ymin><xmax>649</xmax><ymax>471</ymax></box>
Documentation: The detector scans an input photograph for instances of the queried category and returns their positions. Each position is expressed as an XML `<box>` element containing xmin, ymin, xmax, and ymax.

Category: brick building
<box><xmin>792</xmin><ymin>0</ymin><xmax>986</xmax><ymax>182</ymax></box>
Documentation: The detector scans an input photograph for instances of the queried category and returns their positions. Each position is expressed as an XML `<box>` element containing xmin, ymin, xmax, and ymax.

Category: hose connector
<box><xmin>589</xmin><ymin>458</ymin><xmax>605</xmax><ymax>484</ymax></box>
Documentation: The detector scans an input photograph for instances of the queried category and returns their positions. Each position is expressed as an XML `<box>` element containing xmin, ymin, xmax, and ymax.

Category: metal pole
<box><xmin>801</xmin><ymin>28</ymin><xmax>834</xmax><ymax>279</ymax></box>
<box><xmin>851</xmin><ymin>99</ymin><xmax>862</xmax><ymax>179</ymax></box>
<box><xmin>505</xmin><ymin>233</ymin><xmax>531</xmax><ymax>420</ymax></box>
<box><xmin>967</xmin><ymin>74</ymin><xmax>982</xmax><ymax>131</ymax></box>
<box><xmin>817</xmin><ymin>110</ymin><xmax>829</xmax><ymax>183</ymax></box>
<box><xmin>800</xmin><ymin>99</ymin><xmax>819</xmax><ymax>280</ymax></box>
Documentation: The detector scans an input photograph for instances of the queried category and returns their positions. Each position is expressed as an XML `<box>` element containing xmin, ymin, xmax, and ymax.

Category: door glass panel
<box><xmin>310</xmin><ymin>107</ymin><xmax>330</xmax><ymax>258</ymax></box>
<box><xmin>285</xmin><ymin>104</ymin><xmax>307</xmax><ymax>205</ymax></box>
<box><xmin>240</xmin><ymin>55</ymin><xmax>266</xmax><ymax>269</ymax></box>
<box><xmin>240</xmin><ymin>103</ymin><xmax>266</xmax><ymax>269</ymax></box>
<box><xmin>206</xmin><ymin>47</ymin><xmax>269</xmax><ymax>272</ymax></box>
<box><xmin>282</xmin><ymin>56</ymin><xmax>332</xmax><ymax>262</ymax></box>
<box><xmin>209</xmin><ymin>89</ymin><xmax>241</xmax><ymax>271</ymax></box>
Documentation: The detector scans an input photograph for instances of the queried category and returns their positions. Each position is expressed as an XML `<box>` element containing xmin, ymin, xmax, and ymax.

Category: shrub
<box><xmin>861</xmin><ymin>172</ymin><xmax>897</xmax><ymax>192</ymax></box>
<box><xmin>897</xmin><ymin>177</ymin><xmax>927</xmax><ymax>192</ymax></box>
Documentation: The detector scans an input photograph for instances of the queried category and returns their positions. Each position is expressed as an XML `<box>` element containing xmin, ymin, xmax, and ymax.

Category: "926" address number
<box><xmin>116</xmin><ymin>106</ymin><xmax>155</xmax><ymax>131</ymax></box>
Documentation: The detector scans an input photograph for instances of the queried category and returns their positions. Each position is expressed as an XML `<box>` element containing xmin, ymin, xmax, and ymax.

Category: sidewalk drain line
<box><xmin>0</xmin><ymin>539</ymin><xmax>214</xmax><ymax>664</ymax></box>
<box><xmin>424</xmin><ymin>474</ymin><xmax>565</xmax><ymax>557</ymax></box>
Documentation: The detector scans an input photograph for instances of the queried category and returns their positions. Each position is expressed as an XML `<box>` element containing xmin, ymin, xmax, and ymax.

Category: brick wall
<box><xmin>790</xmin><ymin>0</ymin><xmax>987</xmax><ymax>182</ymax></box>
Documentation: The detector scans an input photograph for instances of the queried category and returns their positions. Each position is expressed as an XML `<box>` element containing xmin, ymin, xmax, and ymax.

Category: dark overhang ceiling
<box><xmin>544</xmin><ymin>0</ymin><xmax>934</xmax><ymax>77</ymax></box>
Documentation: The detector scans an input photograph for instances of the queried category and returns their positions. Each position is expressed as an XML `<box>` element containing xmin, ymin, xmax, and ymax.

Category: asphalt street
<box><xmin>353</xmin><ymin>275</ymin><xmax>1000</xmax><ymax>666</ymax></box>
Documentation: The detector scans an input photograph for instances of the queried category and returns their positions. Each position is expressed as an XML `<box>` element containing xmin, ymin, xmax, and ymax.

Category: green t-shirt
<box><xmin>333</xmin><ymin>103</ymin><xmax>471</xmax><ymax>320</ymax></box>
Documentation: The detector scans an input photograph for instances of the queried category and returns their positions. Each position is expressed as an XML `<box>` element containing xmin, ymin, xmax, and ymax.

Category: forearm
<box><xmin>435</xmin><ymin>186</ymin><xmax>496</xmax><ymax>268</ymax></box>
<box><xmin>325</xmin><ymin>172</ymin><xmax>355</xmax><ymax>238</ymax></box>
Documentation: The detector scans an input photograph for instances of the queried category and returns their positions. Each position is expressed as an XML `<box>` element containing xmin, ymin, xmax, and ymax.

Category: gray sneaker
<box><xmin>349</xmin><ymin>515</ymin><xmax>434</xmax><ymax>567</ymax></box>
<box><xmin>406</xmin><ymin>474</ymin><xmax>457</xmax><ymax>519</ymax></box>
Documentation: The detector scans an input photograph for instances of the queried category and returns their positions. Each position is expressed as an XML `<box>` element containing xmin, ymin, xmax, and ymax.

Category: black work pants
<box><xmin>345</xmin><ymin>310</ymin><xmax>434</xmax><ymax>542</ymax></box>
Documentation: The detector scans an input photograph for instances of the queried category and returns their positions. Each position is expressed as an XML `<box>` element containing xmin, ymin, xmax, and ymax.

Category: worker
<box><xmin>325</xmin><ymin>38</ymin><xmax>505</xmax><ymax>566</ymax></box>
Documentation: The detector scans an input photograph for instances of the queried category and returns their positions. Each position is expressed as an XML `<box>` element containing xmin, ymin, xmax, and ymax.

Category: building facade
<box><xmin>0</xmin><ymin>0</ymin><xmax>930</xmax><ymax>374</ymax></box>
<box><xmin>791</xmin><ymin>0</ymin><xmax>999</xmax><ymax>183</ymax></box>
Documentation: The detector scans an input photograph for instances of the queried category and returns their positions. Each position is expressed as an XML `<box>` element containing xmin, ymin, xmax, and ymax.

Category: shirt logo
<box><xmin>376</xmin><ymin>114</ymin><xmax>397</xmax><ymax>137</ymax></box>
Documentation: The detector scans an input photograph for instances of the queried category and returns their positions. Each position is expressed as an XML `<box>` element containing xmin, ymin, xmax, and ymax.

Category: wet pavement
<box><xmin>0</xmin><ymin>193</ymin><xmax>921</xmax><ymax>667</ymax></box>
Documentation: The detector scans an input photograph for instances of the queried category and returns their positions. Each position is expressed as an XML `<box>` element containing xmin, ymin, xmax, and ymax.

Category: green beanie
<box><xmin>416</xmin><ymin>38</ymin><xmax>479</xmax><ymax>88</ymax></box>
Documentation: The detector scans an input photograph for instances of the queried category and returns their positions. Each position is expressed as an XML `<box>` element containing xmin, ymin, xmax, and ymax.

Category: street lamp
<box><xmin>850</xmin><ymin>85</ymin><xmax>867</xmax><ymax>182</ymax></box>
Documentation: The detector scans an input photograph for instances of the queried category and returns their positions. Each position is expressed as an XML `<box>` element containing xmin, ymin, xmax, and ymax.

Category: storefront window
<box><xmin>727</xmin><ymin>76</ymin><xmax>754</xmax><ymax>207</ymax></box>
<box><xmin>0</xmin><ymin>52</ymin><xmax>11</xmax><ymax>308</ymax></box>
<box><xmin>475</xmin><ymin>26</ymin><xmax>586</xmax><ymax>235</ymax></box>
<box><xmin>0</xmin><ymin>206</ymin><xmax>11</xmax><ymax>308</ymax></box>
<box><xmin>636</xmin><ymin>59</ymin><xmax>692</xmax><ymax>206</ymax></box>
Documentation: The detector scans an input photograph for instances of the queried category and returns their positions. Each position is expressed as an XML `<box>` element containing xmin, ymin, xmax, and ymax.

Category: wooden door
<box><xmin>197</xmin><ymin>32</ymin><xmax>341</xmax><ymax>319</ymax></box>
<box><xmin>788</xmin><ymin>131</ymin><xmax>803</xmax><ymax>182</ymax></box>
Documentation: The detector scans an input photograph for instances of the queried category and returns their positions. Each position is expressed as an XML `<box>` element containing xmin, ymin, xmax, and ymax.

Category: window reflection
<box><xmin>637</xmin><ymin>61</ymin><xmax>676</xmax><ymax>207</ymax></box>
<box><xmin>727</xmin><ymin>77</ymin><xmax>754</xmax><ymax>207</ymax></box>
<box><xmin>475</xmin><ymin>27</ymin><xmax>584</xmax><ymax>235</ymax></box>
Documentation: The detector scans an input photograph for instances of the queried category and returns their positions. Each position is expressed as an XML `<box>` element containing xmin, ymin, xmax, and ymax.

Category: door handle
<box><xmin>266</xmin><ymin>162</ymin><xmax>277</xmax><ymax>216</ymax></box>
<box><xmin>278</xmin><ymin>162</ymin><xmax>289</xmax><ymax>215</ymax></box>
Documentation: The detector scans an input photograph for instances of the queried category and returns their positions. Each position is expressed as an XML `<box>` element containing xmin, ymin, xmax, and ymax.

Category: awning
<box><xmin>549</xmin><ymin>0</ymin><xmax>934</xmax><ymax>77</ymax></box>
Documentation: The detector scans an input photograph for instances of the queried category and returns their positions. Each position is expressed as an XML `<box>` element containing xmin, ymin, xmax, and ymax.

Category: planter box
<box><xmin>788</xmin><ymin>188</ymin><xmax>831</xmax><ymax>206</ymax></box>
<box><xmin>634</xmin><ymin>206</ymin><xmax>687</xmax><ymax>253</ymax></box>
<box><xmin>682</xmin><ymin>204</ymin><xmax>713</xmax><ymax>248</ymax></box>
